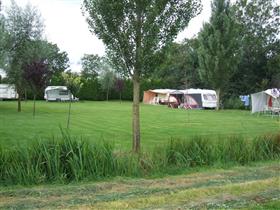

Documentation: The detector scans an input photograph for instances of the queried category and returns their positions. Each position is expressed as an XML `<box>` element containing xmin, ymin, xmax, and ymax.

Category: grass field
<box><xmin>0</xmin><ymin>101</ymin><xmax>279</xmax><ymax>150</ymax></box>
<box><xmin>1</xmin><ymin>101</ymin><xmax>279</xmax><ymax>208</ymax></box>
<box><xmin>0</xmin><ymin>162</ymin><xmax>279</xmax><ymax>209</ymax></box>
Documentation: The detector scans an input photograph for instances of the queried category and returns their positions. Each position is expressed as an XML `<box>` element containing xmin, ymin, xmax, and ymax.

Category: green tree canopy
<box><xmin>152</xmin><ymin>39</ymin><xmax>202</xmax><ymax>89</ymax></box>
<box><xmin>81</xmin><ymin>54</ymin><xmax>102</xmax><ymax>79</ymax></box>
<box><xmin>198</xmin><ymin>0</ymin><xmax>241</xmax><ymax>110</ymax></box>
<box><xmin>4</xmin><ymin>0</ymin><xmax>44</xmax><ymax>112</ymax></box>
<box><xmin>230</xmin><ymin>0</ymin><xmax>280</xmax><ymax>93</ymax></box>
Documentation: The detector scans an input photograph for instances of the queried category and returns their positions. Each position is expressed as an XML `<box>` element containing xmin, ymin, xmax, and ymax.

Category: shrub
<box><xmin>223</xmin><ymin>97</ymin><xmax>245</xmax><ymax>109</ymax></box>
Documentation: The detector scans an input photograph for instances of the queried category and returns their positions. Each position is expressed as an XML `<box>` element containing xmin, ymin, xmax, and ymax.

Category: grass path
<box><xmin>0</xmin><ymin>162</ymin><xmax>279</xmax><ymax>209</ymax></box>
<box><xmin>0</xmin><ymin>101</ymin><xmax>279</xmax><ymax>150</ymax></box>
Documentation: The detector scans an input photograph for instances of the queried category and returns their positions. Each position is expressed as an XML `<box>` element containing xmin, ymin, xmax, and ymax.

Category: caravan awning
<box><xmin>264</xmin><ymin>89</ymin><xmax>280</xmax><ymax>99</ymax></box>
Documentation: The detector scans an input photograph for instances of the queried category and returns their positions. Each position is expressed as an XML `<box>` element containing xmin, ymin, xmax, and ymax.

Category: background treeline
<box><xmin>66</xmin><ymin>0</ymin><xmax>280</xmax><ymax>103</ymax></box>
<box><xmin>1</xmin><ymin>0</ymin><xmax>279</xmax><ymax>106</ymax></box>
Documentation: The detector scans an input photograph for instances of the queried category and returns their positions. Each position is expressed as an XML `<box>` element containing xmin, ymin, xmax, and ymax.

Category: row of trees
<box><xmin>80</xmin><ymin>0</ymin><xmax>280</xmax><ymax>109</ymax></box>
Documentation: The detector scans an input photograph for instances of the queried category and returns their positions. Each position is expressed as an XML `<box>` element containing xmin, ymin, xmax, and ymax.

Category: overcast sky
<box><xmin>0</xmin><ymin>0</ymin><xmax>236</xmax><ymax>72</ymax></box>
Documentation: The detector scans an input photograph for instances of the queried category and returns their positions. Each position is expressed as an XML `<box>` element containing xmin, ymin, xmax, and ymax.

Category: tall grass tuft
<box><xmin>0</xmin><ymin>133</ymin><xmax>279</xmax><ymax>186</ymax></box>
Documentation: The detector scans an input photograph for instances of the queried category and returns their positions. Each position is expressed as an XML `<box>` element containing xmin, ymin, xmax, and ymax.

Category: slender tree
<box><xmin>62</xmin><ymin>72</ymin><xmax>82</xmax><ymax>129</ymax></box>
<box><xmin>4</xmin><ymin>1</ymin><xmax>44</xmax><ymax>112</ymax></box>
<box><xmin>115</xmin><ymin>78</ymin><xmax>125</xmax><ymax>102</ymax></box>
<box><xmin>197</xmin><ymin>0</ymin><xmax>241</xmax><ymax>110</ymax></box>
<box><xmin>83</xmin><ymin>0</ymin><xmax>202</xmax><ymax>152</ymax></box>
<box><xmin>23</xmin><ymin>60</ymin><xmax>49</xmax><ymax>117</ymax></box>
<box><xmin>22</xmin><ymin>39</ymin><xmax>68</xmax><ymax>116</ymax></box>
<box><xmin>99</xmin><ymin>58</ymin><xmax>116</xmax><ymax>101</ymax></box>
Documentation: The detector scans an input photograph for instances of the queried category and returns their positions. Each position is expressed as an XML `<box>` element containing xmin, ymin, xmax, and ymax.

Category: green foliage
<box><xmin>230</xmin><ymin>0</ymin><xmax>280</xmax><ymax>93</ymax></box>
<box><xmin>198</xmin><ymin>0</ymin><xmax>241</xmax><ymax>109</ymax></box>
<box><xmin>78</xmin><ymin>77</ymin><xmax>104</xmax><ymax>100</ymax></box>
<box><xmin>3</xmin><ymin>1</ymin><xmax>45</xmax><ymax>111</ymax></box>
<box><xmin>62</xmin><ymin>72</ymin><xmax>82</xmax><ymax>98</ymax></box>
<box><xmin>152</xmin><ymin>39</ymin><xmax>203</xmax><ymax>89</ymax></box>
<box><xmin>62</xmin><ymin>72</ymin><xmax>83</xmax><ymax>129</ymax></box>
<box><xmin>223</xmin><ymin>97</ymin><xmax>244</xmax><ymax>109</ymax></box>
<box><xmin>81</xmin><ymin>54</ymin><xmax>101</xmax><ymax>78</ymax></box>
<box><xmin>82</xmin><ymin>0</ymin><xmax>202</xmax><ymax>78</ymax></box>
<box><xmin>0</xmin><ymin>133</ymin><xmax>279</xmax><ymax>186</ymax></box>
<box><xmin>0</xmin><ymin>9</ymin><xmax>8</xmax><ymax>68</ymax></box>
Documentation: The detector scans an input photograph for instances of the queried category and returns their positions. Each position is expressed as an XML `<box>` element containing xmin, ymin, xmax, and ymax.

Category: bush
<box><xmin>223</xmin><ymin>97</ymin><xmax>245</xmax><ymax>109</ymax></box>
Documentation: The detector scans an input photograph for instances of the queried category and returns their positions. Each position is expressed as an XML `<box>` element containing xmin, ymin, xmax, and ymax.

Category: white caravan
<box><xmin>180</xmin><ymin>89</ymin><xmax>217</xmax><ymax>109</ymax></box>
<box><xmin>44</xmin><ymin>86</ymin><xmax>73</xmax><ymax>102</ymax></box>
<box><xmin>0</xmin><ymin>84</ymin><xmax>18</xmax><ymax>99</ymax></box>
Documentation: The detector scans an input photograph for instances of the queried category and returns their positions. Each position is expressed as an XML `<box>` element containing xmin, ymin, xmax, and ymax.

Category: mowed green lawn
<box><xmin>0</xmin><ymin>101</ymin><xmax>279</xmax><ymax>150</ymax></box>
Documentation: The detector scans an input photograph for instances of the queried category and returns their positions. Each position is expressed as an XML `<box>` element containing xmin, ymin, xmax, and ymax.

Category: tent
<box><xmin>251</xmin><ymin>89</ymin><xmax>280</xmax><ymax>113</ymax></box>
<box><xmin>143</xmin><ymin>89</ymin><xmax>177</xmax><ymax>105</ymax></box>
<box><xmin>44</xmin><ymin>86</ymin><xmax>74</xmax><ymax>102</ymax></box>
<box><xmin>0</xmin><ymin>84</ymin><xmax>18</xmax><ymax>99</ymax></box>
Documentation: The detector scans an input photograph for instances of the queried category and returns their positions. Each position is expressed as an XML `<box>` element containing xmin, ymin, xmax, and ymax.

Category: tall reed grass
<box><xmin>0</xmin><ymin>133</ymin><xmax>279</xmax><ymax>186</ymax></box>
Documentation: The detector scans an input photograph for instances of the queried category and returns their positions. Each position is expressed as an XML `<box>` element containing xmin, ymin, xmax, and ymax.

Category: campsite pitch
<box><xmin>0</xmin><ymin>101</ymin><xmax>279</xmax><ymax>149</ymax></box>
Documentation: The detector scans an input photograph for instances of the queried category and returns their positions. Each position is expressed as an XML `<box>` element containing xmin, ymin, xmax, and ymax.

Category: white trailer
<box><xmin>44</xmin><ymin>86</ymin><xmax>73</xmax><ymax>102</ymax></box>
<box><xmin>181</xmin><ymin>89</ymin><xmax>217</xmax><ymax>109</ymax></box>
<box><xmin>0</xmin><ymin>84</ymin><xmax>18</xmax><ymax>99</ymax></box>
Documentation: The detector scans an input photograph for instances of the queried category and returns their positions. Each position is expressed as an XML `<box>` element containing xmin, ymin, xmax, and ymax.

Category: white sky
<box><xmin>0</xmin><ymin>0</ymin><xmax>263</xmax><ymax>72</ymax></box>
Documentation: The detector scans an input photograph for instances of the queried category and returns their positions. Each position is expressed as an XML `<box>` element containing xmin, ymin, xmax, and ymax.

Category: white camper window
<box><xmin>203</xmin><ymin>94</ymin><xmax>217</xmax><ymax>101</ymax></box>
<box><xmin>59</xmin><ymin>90</ymin><xmax>69</xmax><ymax>95</ymax></box>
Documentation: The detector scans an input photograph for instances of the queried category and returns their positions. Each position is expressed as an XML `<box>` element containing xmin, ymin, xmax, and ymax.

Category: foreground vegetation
<box><xmin>0</xmin><ymin>101</ymin><xmax>279</xmax><ymax>150</ymax></box>
<box><xmin>0</xmin><ymin>102</ymin><xmax>279</xmax><ymax>208</ymax></box>
<box><xmin>0</xmin><ymin>131</ymin><xmax>279</xmax><ymax>186</ymax></box>
<box><xmin>0</xmin><ymin>162</ymin><xmax>279</xmax><ymax>209</ymax></box>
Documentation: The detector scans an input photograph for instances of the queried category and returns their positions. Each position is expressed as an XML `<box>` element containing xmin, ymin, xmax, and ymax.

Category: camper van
<box><xmin>181</xmin><ymin>89</ymin><xmax>217</xmax><ymax>109</ymax></box>
<box><xmin>44</xmin><ymin>86</ymin><xmax>73</xmax><ymax>102</ymax></box>
<box><xmin>0</xmin><ymin>84</ymin><xmax>18</xmax><ymax>100</ymax></box>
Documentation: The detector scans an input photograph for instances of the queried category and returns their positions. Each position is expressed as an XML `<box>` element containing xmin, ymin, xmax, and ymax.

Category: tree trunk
<box><xmin>17</xmin><ymin>93</ymin><xmax>21</xmax><ymax>112</ymax></box>
<box><xmin>24</xmin><ymin>89</ymin><xmax>27</xmax><ymax>101</ymax></box>
<box><xmin>106</xmin><ymin>85</ymin><xmax>109</xmax><ymax>101</ymax></box>
<box><xmin>132</xmin><ymin>76</ymin><xmax>140</xmax><ymax>153</ymax></box>
<box><xmin>216</xmin><ymin>89</ymin><xmax>220</xmax><ymax>110</ymax></box>
<box><xmin>132</xmin><ymin>3</ymin><xmax>142</xmax><ymax>153</ymax></box>
<box><xmin>33</xmin><ymin>94</ymin><xmax>36</xmax><ymax>117</ymax></box>
<box><xmin>67</xmin><ymin>99</ymin><xmax>72</xmax><ymax>129</ymax></box>
<box><xmin>119</xmin><ymin>92</ymin><xmax>122</xmax><ymax>103</ymax></box>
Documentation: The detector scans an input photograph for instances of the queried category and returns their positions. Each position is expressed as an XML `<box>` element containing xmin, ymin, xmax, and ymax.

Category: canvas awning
<box><xmin>251</xmin><ymin>89</ymin><xmax>280</xmax><ymax>113</ymax></box>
